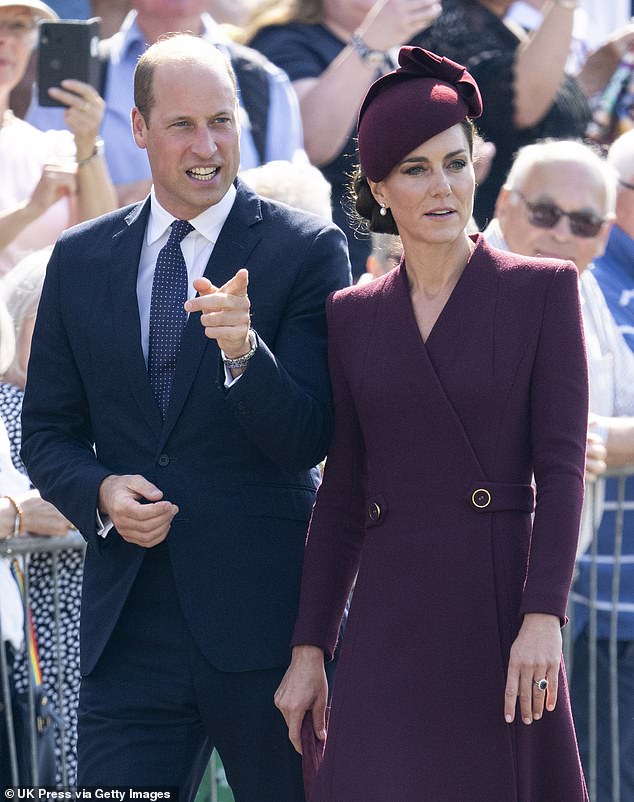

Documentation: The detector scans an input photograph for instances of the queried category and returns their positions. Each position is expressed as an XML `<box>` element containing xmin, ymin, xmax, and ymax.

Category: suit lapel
<box><xmin>108</xmin><ymin>200</ymin><xmax>164</xmax><ymax>439</ymax></box>
<box><xmin>161</xmin><ymin>182</ymin><xmax>264</xmax><ymax>443</ymax></box>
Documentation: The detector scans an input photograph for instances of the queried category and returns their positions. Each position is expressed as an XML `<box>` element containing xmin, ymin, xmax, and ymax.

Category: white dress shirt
<box><xmin>137</xmin><ymin>185</ymin><xmax>237</xmax><ymax>363</ymax></box>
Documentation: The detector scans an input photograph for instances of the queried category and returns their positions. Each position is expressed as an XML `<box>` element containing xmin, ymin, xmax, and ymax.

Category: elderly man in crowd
<box><xmin>483</xmin><ymin>138</ymin><xmax>634</xmax><ymax>802</ymax></box>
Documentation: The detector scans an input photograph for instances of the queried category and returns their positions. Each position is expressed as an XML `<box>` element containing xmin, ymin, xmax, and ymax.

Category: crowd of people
<box><xmin>1</xmin><ymin>0</ymin><xmax>634</xmax><ymax>800</ymax></box>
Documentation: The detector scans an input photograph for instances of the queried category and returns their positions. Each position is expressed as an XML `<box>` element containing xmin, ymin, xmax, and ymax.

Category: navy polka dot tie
<box><xmin>148</xmin><ymin>219</ymin><xmax>194</xmax><ymax>417</ymax></box>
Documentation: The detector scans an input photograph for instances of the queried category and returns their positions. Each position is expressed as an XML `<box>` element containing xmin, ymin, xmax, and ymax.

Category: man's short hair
<box><xmin>134</xmin><ymin>33</ymin><xmax>238</xmax><ymax>125</ymax></box>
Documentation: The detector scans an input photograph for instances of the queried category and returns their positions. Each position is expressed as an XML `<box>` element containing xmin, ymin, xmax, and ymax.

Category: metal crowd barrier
<box><xmin>0</xmin><ymin>531</ymin><xmax>231</xmax><ymax>799</ymax></box>
<box><xmin>0</xmin><ymin>530</ymin><xmax>85</xmax><ymax>788</ymax></box>
<box><xmin>565</xmin><ymin>466</ymin><xmax>634</xmax><ymax>802</ymax></box>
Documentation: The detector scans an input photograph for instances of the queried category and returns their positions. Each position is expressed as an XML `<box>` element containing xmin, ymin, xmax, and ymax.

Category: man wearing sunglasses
<box><xmin>484</xmin><ymin>138</ymin><xmax>634</xmax><ymax>802</ymax></box>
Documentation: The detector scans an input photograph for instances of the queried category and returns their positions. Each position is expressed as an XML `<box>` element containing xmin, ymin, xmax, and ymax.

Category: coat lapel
<box><xmin>108</xmin><ymin>199</ymin><xmax>165</xmax><ymax>440</ymax></box>
<box><xmin>372</xmin><ymin>236</ymin><xmax>500</xmax><ymax>479</ymax></box>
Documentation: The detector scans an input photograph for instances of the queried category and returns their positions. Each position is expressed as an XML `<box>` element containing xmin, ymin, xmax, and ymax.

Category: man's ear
<box><xmin>593</xmin><ymin>218</ymin><xmax>614</xmax><ymax>263</ymax></box>
<box><xmin>495</xmin><ymin>185</ymin><xmax>512</xmax><ymax>226</ymax></box>
<box><xmin>131</xmin><ymin>107</ymin><xmax>148</xmax><ymax>150</ymax></box>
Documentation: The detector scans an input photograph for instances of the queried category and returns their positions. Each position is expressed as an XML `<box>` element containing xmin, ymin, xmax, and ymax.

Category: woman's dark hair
<box><xmin>349</xmin><ymin>119</ymin><xmax>476</xmax><ymax>235</ymax></box>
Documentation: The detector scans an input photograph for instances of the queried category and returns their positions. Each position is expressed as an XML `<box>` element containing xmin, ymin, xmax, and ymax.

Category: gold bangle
<box><xmin>4</xmin><ymin>495</ymin><xmax>23</xmax><ymax>536</ymax></box>
<box><xmin>552</xmin><ymin>0</ymin><xmax>577</xmax><ymax>9</ymax></box>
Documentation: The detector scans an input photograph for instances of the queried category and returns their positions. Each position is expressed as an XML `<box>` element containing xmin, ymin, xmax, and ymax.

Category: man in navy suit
<box><xmin>20</xmin><ymin>33</ymin><xmax>350</xmax><ymax>801</ymax></box>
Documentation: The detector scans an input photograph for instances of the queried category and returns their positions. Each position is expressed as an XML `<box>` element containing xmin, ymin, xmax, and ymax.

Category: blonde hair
<box><xmin>241</xmin><ymin>0</ymin><xmax>323</xmax><ymax>44</ymax></box>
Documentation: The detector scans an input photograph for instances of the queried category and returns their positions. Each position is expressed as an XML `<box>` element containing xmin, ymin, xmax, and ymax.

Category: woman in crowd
<box><xmin>244</xmin><ymin>0</ymin><xmax>441</xmax><ymax>278</ymax></box>
<box><xmin>275</xmin><ymin>47</ymin><xmax>589</xmax><ymax>800</ymax></box>
<box><xmin>0</xmin><ymin>0</ymin><xmax>117</xmax><ymax>276</ymax></box>
<box><xmin>0</xmin><ymin>248</ymin><xmax>80</xmax><ymax>786</ymax></box>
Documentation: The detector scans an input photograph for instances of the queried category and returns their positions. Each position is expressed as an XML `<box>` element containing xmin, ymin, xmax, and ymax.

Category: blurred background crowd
<box><xmin>2</xmin><ymin>1</ymin><xmax>634</xmax><ymax>799</ymax></box>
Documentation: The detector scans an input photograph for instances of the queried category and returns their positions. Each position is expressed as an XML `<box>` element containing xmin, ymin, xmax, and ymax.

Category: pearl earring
<box><xmin>379</xmin><ymin>204</ymin><xmax>388</xmax><ymax>217</ymax></box>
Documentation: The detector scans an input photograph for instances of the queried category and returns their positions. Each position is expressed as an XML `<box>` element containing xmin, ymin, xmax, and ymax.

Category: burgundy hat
<box><xmin>357</xmin><ymin>46</ymin><xmax>483</xmax><ymax>182</ymax></box>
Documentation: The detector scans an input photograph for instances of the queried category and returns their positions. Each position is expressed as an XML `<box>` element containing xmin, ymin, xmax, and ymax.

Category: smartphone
<box><xmin>37</xmin><ymin>18</ymin><xmax>101</xmax><ymax>107</ymax></box>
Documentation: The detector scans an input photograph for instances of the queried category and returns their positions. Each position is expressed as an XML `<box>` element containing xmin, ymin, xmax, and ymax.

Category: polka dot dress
<box><xmin>0</xmin><ymin>382</ymin><xmax>83</xmax><ymax>787</ymax></box>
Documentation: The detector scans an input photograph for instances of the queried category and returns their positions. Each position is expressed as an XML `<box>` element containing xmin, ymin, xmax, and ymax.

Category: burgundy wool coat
<box><xmin>293</xmin><ymin>236</ymin><xmax>589</xmax><ymax>801</ymax></box>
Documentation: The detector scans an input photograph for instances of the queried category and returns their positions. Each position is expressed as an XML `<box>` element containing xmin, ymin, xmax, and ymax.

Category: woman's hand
<box><xmin>26</xmin><ymin>164</ymin><xmax>77</xmax><ymax>218</ymax></box>
<box><xmin>46</xmin><ymin>78</ymin><xmax>104</xmax><ymax>161</ymax></box>
<box><xmin>274</xmin><ymin>645</ymin><xmax>328</xmax><ymax>754</ymax></box>
<box><xmin>504</xmin><ymin>612</ymin><xmax>562</xmax><ymax>725</ymax></box>
<box><xmin>359</xmin><ymin>0</ymin><xmax>442</xmax><ymax>52</ymax></box>
<box><xmin>19</xmin><ymin>489</ymin><xmax>73</xmax><ymax>537</ymax></box>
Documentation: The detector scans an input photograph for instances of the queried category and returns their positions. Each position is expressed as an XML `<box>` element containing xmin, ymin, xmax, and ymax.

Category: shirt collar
<box><xmin>482</xmin><ymin>218</ymin><xmax>509</xmax><ymax>252</ymax></box>
<box><xmin>119</xmin><ymin>11</ymin><xmax>228</xmax><ymax>59</ymax></box>
<box><xmin>117</xmin><ymin>11</ymin><xmax>146</xmax><ymax>60</ymax></box>
<box><xmin>146</xmin><ymin>183</ymin><xmax>237</xmax><ymax>246</ymax></box>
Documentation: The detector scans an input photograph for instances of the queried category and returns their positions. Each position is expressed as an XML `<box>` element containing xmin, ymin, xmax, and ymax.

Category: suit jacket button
<box><xmin>236</xmin><ymin>401</ymin><xmax>250</xmax><ymax>416</ymax></box>
<box><xmin>368</xmin><ymin>501</ymin><xmax>381</xmax><ymax>522</ymax></box>
<box><xmin>158</xmin><ymin>454</ymin><xmax>170</xmax><ymax>467</ymax></box>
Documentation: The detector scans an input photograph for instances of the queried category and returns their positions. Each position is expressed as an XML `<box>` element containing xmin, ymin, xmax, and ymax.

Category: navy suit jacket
<box><xmin>21</xmin><ymin>179</ymin><xmax>351</xmax><ymax>676</ymax></box>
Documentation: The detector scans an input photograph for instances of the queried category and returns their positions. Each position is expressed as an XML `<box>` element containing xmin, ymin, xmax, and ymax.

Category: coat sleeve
<box><xmin>20</xmin><ymin>240</ymin><xmax>113</xmax><ymax>548</ymax></box>
<box><xmin>290</xmin><ymin>292</ymin><xmax>369</xmax><ymax>659</ymax></box>
<box><xmin>222</xmin><ymin>223</ymin><xmax>351</xmax><ymax>471</ymax></box>
<box><xmin>521</xmin><ymin>264</ymin><xmax>588</xmax><ymax>622</ymax></box>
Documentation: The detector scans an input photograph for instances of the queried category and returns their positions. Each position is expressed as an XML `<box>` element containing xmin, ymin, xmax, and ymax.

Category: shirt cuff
<box><xmin>223</xmin><ymin>362</ymin><xmax>243</xmax><ymax>388</ymax></box>
<box><xmin>96</xmin><ymin>508</ymin><xmax>114</xmax><ymax>539</ymax></box>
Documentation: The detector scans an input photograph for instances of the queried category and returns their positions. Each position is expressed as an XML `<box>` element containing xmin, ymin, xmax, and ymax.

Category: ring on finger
<box><xmin>533</xmin><ymin>678</ymin><xmax>548</xmax><ymax>692</ymax></box>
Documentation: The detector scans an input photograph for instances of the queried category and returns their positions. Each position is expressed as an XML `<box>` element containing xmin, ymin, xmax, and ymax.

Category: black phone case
<box><xmin>37</xmin><ymin>18</ymin><xmax>101</xmax><ymax>107</ymax></box>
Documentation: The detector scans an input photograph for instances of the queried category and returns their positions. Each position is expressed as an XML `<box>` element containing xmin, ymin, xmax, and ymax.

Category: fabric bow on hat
<box><xmin>357</xmin><ymin>46</ymin><xmax>483</xmax><ymax>182</ymax></box>
<box><xmin>395</xmin><ymin>47</ymin><xmax>482</xmax><ymax>119</ymax></box>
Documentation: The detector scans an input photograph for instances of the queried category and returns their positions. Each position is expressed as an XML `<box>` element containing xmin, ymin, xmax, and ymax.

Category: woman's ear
<box><xmin>367</xmin><ymin>178</ymin><xmax>386</xmax><ymax>209</ymax></box>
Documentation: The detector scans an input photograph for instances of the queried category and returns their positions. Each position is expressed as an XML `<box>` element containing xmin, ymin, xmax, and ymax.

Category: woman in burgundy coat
<box><xmin>275</xmin><ymin>47</ymin><xmax>589</xmax><ymax>802</ymax></box>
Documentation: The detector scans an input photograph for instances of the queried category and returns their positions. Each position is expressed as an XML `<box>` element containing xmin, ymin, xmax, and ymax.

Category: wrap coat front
<box><xmin>293</xmin><ymin>236</ymin><xmax>589</xmax><ymax>801</ymax></box>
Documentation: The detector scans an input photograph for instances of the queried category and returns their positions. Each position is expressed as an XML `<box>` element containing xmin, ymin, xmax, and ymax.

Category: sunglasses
<box><xmin>513</xmin><ymin>191</ymin><xmax>605</xmax><ymax>238</ymax></box>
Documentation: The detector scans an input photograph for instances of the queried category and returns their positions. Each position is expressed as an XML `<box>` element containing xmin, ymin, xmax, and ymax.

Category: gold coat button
<box><xmin>472</xmin><ymin>488</ymin><xmax>491</xmax><ymax>509</ymax></box>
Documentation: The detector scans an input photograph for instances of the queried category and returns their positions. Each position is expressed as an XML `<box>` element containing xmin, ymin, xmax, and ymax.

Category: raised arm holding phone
<box><xmin>0</xmin><ymin>0</ymin><xmax>116</xmax><ymax>275</ymax></box>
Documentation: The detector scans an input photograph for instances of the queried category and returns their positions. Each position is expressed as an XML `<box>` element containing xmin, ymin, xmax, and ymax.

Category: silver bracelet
<box><xmin>350</xmin><ymin>32</ymin><xmax>390</xmax><ymax>71</ymax></box>
<box><xmin>222</xmin><ymin>329</ymin><xmax>258</xmax><ymax>369</ymax></box>
<box><xmin>76</xmin><ymin>137</ymin><xmax>104</xmax><ymax>168</ymax></box>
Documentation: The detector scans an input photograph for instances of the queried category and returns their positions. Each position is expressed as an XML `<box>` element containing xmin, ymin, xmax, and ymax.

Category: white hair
<box><xmin>0</xmin><ymin>293</ymin><xmax>15</xmax><ymax>377</ymax></box>
<box><xmin>239</xmin><ymin>159</ymin><xmax>332</xmax><ymax>220</ymax></box>
<box><xmin>607</xmin><ymin>129</ymin><xmax>634</xmax><ymax>181</ymax></box>
<box><xmin>504</xmin><ymin>139</ymin><xmax>617</xmax><ymax>216</ymax></box>
<box><xmin>0</xmin><ymin>246</ymin><xmax>49</xmax><ymax>381</ymax></box>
